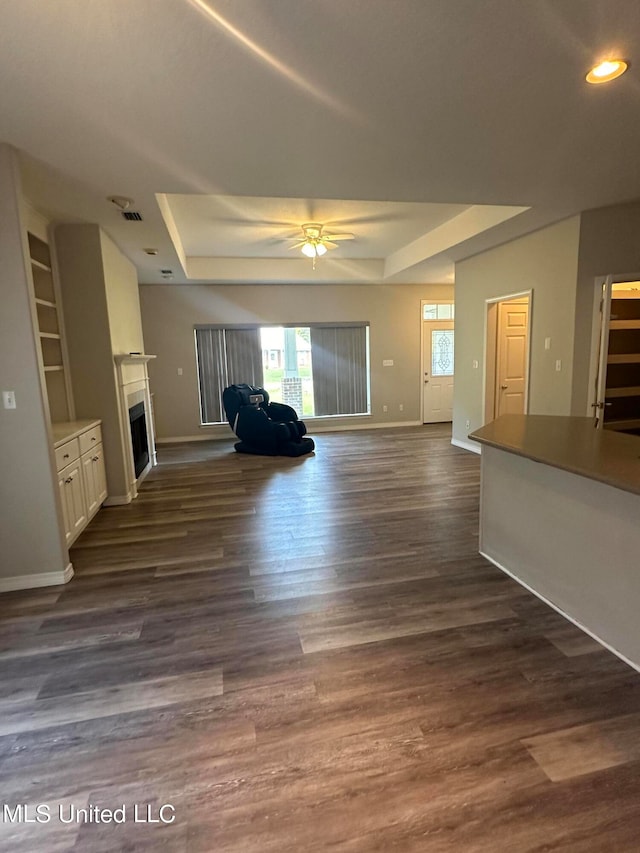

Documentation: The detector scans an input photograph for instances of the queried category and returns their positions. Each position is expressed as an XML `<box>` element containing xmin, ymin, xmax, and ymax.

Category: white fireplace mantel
<box><xmin>114</xmin><ymin>353</ymin><xmax>157</xmax><ymax>502</ymax></box>
<box><xmin>114</xmin><ymin>354</ymin><xmax>157</xmax><ymax>365</ymax></box>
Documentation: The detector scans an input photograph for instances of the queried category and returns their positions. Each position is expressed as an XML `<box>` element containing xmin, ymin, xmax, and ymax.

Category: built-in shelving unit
<box><xmin>603</xmin><ymin>296</ymin><xmax>640</xmax><ymax>435</ymax></box>
<box><xmin>607</xmin><ymin>353</ymin><xmax>640</xmax><ymax>364</ymax></box>
<box><xmin>609</xmin><ymin>320</ymin><xmax>640</xmax><ymax>330</ymax></box>
<box><xmin>28</xmin><ymin>231</ymin><xmax>71</xmax><ymax>423</ymax></box>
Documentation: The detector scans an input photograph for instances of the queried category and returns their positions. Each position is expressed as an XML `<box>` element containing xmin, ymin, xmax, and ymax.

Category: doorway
<box><xmin>421</xmin><ymin>302</ymin><xmax>455</xmax><ymax>423</ymax></box>
<box><xmin>484</xmin><ymin>292</ymin><xmax>531</xmax><ymax>423</ymax></box>
<box><xmin>590</xmin><ymin>276</ymin><xmax>640</xmax><ymax>433</ymax></box>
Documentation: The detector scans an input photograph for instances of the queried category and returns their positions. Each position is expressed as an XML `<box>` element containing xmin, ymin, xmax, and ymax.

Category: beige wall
<box><xmin>55</xmin><ymin>225</ymin><xmax>144</xmax><ymax>499</ymax></box>
<box><xmin>102</xmin><ymin>231</ymin><xmax>145</xmax><ymax>355</ymax></box>
<box><xmin>139</xmin><ymin>282</ymin><xmax>453</xmax><ymax>439</ymax></box>
<box><xmin>573</xmin><ymin>201</ymin><xmax>640</xmax><ymax>414</ymax></box>
<box><xmin>453</xmin><ymin>217</ymin><xmax>581</xmax><ymax>447</ymax></box>
<box><xmin>0</xmin><ymin>144</ymin><xmax>69</xmax><ymax>582</ymax></box>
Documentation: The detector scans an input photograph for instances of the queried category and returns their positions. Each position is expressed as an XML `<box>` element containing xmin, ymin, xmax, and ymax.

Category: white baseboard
<box><xmin>104</xmin><ymin>493</ymin><xmax>132</xmax><ymax>506</ymax></box>
<box><xmin>155</xmin><ymin>434</ymin><xmax>229</xmax><ymax>444</ymax></box>
<box><xmin>157</xmin><ymin>421</ymin><xmax>429</xmax><ymax>443</ymax></box>
<box><xmin>480</xmin><ymin>549</ymin><xmax>640</xmax><ymax>676</ymax></box>
<box><xmin>451</xmin><ymin>437</ymin><xmax>481</xmax><ymax>454</ymax></box>
<box><xmin>0</xmin><ymin>562</ymin><xmax>74</xmax><ymax>592</ymax></box>
<box><xmin>313</xmin><ymin>420</ymin><xmax>422</xmax><ymax>433</ymax></box>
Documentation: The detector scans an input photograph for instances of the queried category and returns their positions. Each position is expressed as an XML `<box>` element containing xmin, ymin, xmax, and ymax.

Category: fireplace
<box><xmin>114</xmin><ymin>353</ymin><xmax>156</xmax><ymax>504</ymax></box>
<box><xmin>128</xmin><ymin>401</ymin><xmax>149</xmax><ymax>478</ymax></box>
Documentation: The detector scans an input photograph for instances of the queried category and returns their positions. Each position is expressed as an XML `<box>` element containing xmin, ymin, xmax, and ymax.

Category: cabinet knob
<box><xmin>65</xmin><ymin>476</ymin><xmax>73</xmax><ymax>484</ymax></box>
<box><xmin>91</xmin><ymin>437</ymin><xmax>96</xmax><ymax>442</ymax></box>
<box><xmin>63</xmin><ymin>453</ymin><xmax>69</xmax><ymax>459</ymax></box>
<box><xmin>92</xmin><ymin>456</ymin><xmax>99</xmax><ymax>462</ymax></box>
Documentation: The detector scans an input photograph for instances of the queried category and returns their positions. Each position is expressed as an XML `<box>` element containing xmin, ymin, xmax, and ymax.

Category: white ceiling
<box><xmin>165</xmin><ymin>196</ymin><xmax>470</xmax><ymax>258</ymax></box>
<box><xmin>4</xmin><ymin>1</ymin><xmax>640</xmax><ymax>285</ymax></box>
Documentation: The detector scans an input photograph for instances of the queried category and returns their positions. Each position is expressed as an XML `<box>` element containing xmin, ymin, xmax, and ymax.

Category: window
<box><xmin>431</xmin><ymin>329</ymin><xmax>455</xmax><ymax>376</ymax></box>
<box><xmin>195</xmin><ymin>323</ymin><xmax>370</xmax><ymax>424</ymax></box>
<box><xmin>423</xmin><ymin>303</ymin><xmax>455</xmax><ymax>320</ymax></box>
<box><xmin>309</xmin><ymin>326</ymin><xmax>369</xmax><ymax>416</ymax></box>
<box><xmin>195</xmin><ymin>327</ymin><xmax>262</xmax><ymax>424</ymax></box>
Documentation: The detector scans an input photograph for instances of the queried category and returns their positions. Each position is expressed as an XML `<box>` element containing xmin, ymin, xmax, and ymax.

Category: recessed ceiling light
<box><xmin>586</xmin><ymin>59</ymin><xmax>628</xmax><ymax>84</ymax></box>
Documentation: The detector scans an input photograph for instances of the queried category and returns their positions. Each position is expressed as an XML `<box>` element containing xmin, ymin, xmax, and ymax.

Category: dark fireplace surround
<box><xmin>128</xmin><ymin>402</ymin><xmax>149</xmax><ymax>478</ymax></box>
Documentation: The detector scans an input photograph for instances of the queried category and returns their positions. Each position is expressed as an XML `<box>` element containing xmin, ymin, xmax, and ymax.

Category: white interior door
<box><xmin>495</xmin><ymin>299</ymin><xmax>529</xmax><ymax>417</ymax></box>
<box><xmin>423</xmin><ymin>321</ymin><xmax>454</xmax><ymax>422</ymax></box>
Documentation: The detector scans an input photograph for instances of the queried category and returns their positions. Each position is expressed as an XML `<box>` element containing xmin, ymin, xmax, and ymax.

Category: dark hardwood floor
<box><xmin>2</xmin><ymin>425</ymin><xmax>640</xmax><ymax>851</ymax></box>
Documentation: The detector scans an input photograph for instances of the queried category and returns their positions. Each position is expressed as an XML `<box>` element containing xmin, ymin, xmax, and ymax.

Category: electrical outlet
<box><xmin>555</xmin><ymin>359</ymin><xmax>562</xmax><ymax>372</ymax></box>
<box><xmin>383</xmin><ymin>404</ymin><xmax>388</xmax><ymax>413</ymax></box>
<box><xmin>472</xmin><ymin>360</ymin><xmax>478</xmax><ymax>369</ymax></box>
<box><xmin>465</xmin><ymin>419</ymin><xmax>470</xmax><ymax>430</ymax></box>
<box><xmin>382</xmin><ymin>359</ymin><xmax>394</xmax><ymax>367</ymax></box>
<box><xmin>177</xmin><ymin>367</ymin><xmax>183</xmax><ymax>376</ymax></box>
<box><xmin>399</xmin><ymin>404</ymin><xmax>404</xmax><ymax>412</ymax></box>
<box><xmin>545</xmin><ymin>337</ymin><xmax>551</xmax><ymax>350</ymax></box>
<box><xmin>2</xmin><ymin>391</ymin><xmax>16</xmax><ymax>410</ymax></box>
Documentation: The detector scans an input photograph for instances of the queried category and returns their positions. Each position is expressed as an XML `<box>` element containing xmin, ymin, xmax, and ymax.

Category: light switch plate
<box><xmin>2</xmin><ymin>391</ymin><xmax>16</xmax><ymax>409</ymax></box>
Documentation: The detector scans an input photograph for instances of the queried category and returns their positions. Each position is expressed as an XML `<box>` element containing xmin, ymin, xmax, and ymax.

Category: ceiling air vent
<box><xmin>121</xmin><ymin>210</ymin><xmax>143</xmax><ymax>221</ymax></box>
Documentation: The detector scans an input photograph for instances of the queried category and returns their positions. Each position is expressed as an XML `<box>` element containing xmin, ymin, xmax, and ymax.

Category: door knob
<box><xmin>424</xmin><ymin>379</ymin><xmax>429</xmax><ymax>384</ymax></box>
<box><xmin>501</xmin><ymin>384</ymin><xmax>508</xmax><ymax>390</ymax></box>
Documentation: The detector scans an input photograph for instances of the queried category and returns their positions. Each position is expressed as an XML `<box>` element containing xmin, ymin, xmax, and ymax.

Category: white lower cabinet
<box><xmin>81</xmin><ymin>444</ymin><xmax>107</xmax><ymax>517</ymax></box>
<box><xmin>53</xmin><ymin>421</ymin><xmax>107</xmax><ymax>545</ymax></box>
<box><xmin>58</xmin><ymin>460</ymin><xmax>87</xmax><ymax>545</ymax></box>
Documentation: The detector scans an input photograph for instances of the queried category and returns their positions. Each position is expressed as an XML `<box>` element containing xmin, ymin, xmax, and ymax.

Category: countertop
<box><xmin>51</xmin><ymin>419</ymin><xmax>101</xmax><ymax>448</ymax></box>
<box><xmin>470</xmin><ymin>414</ymin><xmax>640</xmax><ymax>497</ymax></box>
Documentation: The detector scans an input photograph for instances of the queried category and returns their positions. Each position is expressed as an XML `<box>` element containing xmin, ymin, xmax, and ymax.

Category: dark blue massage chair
<box><xmin>222</xmin><ymin>384</ymin><xmax>315</xmax><ymax>457</ymax></box>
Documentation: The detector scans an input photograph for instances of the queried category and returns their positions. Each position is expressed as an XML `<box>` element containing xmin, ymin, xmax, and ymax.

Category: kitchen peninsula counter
<box><xmin>469</xmin><ymin>414</ymin><xmax>640</xmax><ymax>671</ymax></box>
<box><xmin>470</xmin><ymin>414</ymin><xmax>640</xmax><ymax>497</ymax></box>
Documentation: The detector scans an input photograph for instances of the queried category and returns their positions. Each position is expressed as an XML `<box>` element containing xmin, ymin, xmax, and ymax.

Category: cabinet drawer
<box><xmin>55</xmin><ymin>438</ymin><xmax>80</xmax><ymax>471</ymax></box>
<box><xmin>79</xmin><ymin>424</ymin><xmax>102</xmax><ymax>454</ymax></box>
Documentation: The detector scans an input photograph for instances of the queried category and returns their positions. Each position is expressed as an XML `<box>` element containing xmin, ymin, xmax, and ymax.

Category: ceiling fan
<box><xmin>290</xmin><ymin>222</ymin><xmax>354</xmax><ymax>266</ymax></box>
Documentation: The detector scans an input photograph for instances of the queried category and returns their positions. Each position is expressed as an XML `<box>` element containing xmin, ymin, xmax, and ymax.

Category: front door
<box><xmin>495</xmin><ymin>299</ymin><xmax>529</xmax><ymax>417</ymax></box>
<box><xmin>423</xmin><ymin>321</ymin><xmax>454</xmax><ymax>422</ymax></box>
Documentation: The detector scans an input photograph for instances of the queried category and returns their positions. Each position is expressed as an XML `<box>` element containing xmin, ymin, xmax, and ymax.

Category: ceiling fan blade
<box><xmin>289</xmin><ymin>241</ymin><xmax>307</xmax><ymax>249</ymax></box>
<box><xmin>323</xmin><ymin>233</ymin><xmax>355</xmax><ymax>241</ymax></box>
<box><xmin>215</xmin><ymin>217</ymin><xmax>299</xmax><ymax>228</ymax></box>
<box><xmin>323</xmin><ymin>241</ymin><xmax>339</xmax><ymax>250</ymax></box>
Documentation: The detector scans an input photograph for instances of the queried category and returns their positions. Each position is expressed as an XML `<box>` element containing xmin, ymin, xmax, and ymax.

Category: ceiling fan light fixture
<box><xmin>302</xmin><ymin>223</ymin><xmax>322</xmax><ymax>240</ymax></box>
<box><xmin>586</xmin><ymin>59</ymin><xmax>628</xmax><ymax>84</ymax></box>
<box><xmin>294</xmin><ymin>222</ymin><xmax>354</xmax><ymax>264</ymax></box>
